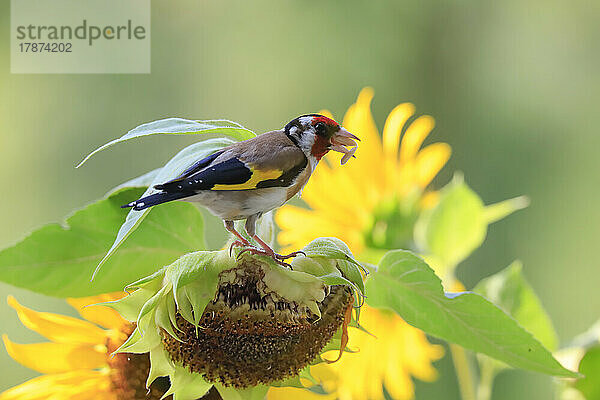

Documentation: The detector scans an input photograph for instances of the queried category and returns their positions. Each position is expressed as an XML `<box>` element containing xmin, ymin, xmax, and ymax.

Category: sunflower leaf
<box><xmin>93</xmin><ymin>138</ymin><xmax>234</xmax><ymax>279</ymax></box>
<box><xmin>76</xmin><ymin>118</ymin><xmax>254</xmax><ymax>168</ymax></box>
<box><xmin>365</xmin><ymin>250</ymin><xmax>578</xmax><ymax>377</ymax></box>
<box><xmin>0</xmin><ymin>187</ymin><xmax>205</xmax><ymax>297</ymax></box>
<box><xmin>475</xmin><ymin>261</ymin><xmax>558</xmax><ymax>351</ymax></box>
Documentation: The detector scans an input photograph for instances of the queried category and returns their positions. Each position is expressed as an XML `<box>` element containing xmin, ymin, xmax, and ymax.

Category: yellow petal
<box><xmin>275</xmin><ymin>206</ymin><xmax>364</xmax><ymax>253</ymax></box>
<box><xmin>382</xmin><ymin>103</ymin><xmax>416</xmax><ymax>191</ymax></box>
<box><xmin>3</xmin><ymin>335</ymin><xmax>106</xmax><ymax>374</ymax></box>
<box><xmin>317</xmin><ymin>109</ymin><xmax>336</xmax><ymax>120</ymax></box>
<box><xmin>319</xmin><ymin>306</ymin><xmax>443</xmax><ymax>400</ymax></box>
<box><xmin>67</xmin><ymin>293</ymin><xmax>127</xmax><ymax>331</ymax></box>
<box><xmin>382</xmin><ymin>103</ymin><xmax>415</xmax><ymax>160</ymax></box>
<box><xmin>54</xmin><ymin>372</ymin><xmax>114</xmax><ymax>400</ymax></box>
<box><xmin>268</xmin><ymin>387</ymin><xmax>335</xmax><ymax>400</ymax></box>
<box><xmin>342</xmin><ymin>88</ymin><xmax>380</xmax><ymax>148</ymax></box>
<box><xmin>419</xmin><ymin>191</ymin><xmax>440</xmax><ymax>210</ymax></box>
<box><xmin>310</xmin><ymin>157</ymin><xmax>372</xmax><ymax>214</ymax></box>
<box><xmin>0</xmin><ymin>370</ymin><xmax>113</xmax><ymax>400</ymax></box>
<box><xmin>276</xmin><ymin>207</ymin><xmax>346</xmax><ymax>247</ymax></box>
<box><xmin>414</xmin><ymin>142</ymin><xmax>451</xmax><ymax>188</ymax></box>
<box><xmin>7</xmin><ymin>296</ymin><xmax>108</xmax><ymax>345</ymax></box>
<box><xmin>341</xmin><ymin>88</ymin><xmax>386</xmax><ymax>200</ymax></box>
<box><xmin>301</xmin><ymin>163</ymin><xmax>370</xmax><ymax>227</ymax></box>
<box><xmin>399</xmin><ymin>115</ymin><xmax>435</xmax><ymax>163</ymax></box>
<box><xmin>395</xmin><ymin>160</ymin><xmax>417</xmax><ymax>195</ymax></box>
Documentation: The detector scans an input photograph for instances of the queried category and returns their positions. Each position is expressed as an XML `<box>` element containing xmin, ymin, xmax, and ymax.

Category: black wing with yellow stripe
<box><xmin>155</xmin><ymin>156</ymin><xmax>254</xmax><ymax>192</ymax></box>
<box><xmin>123</xmin><ymin>151</ymin><xmax>307</xmax><ymax>211</ymax></box>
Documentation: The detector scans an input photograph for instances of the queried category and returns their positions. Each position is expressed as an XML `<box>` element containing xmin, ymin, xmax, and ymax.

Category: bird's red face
<box><xmin>285</xmin><ymin>114</ymin><xmax>359</xmax><ymax>164</ymax></box>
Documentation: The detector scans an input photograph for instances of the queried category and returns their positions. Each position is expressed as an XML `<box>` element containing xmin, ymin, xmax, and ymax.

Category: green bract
<box><xmin>106</xmin><ymin>237</ymin><xmax>365</xmax><ymax>399</ymax></box>
<box><xmin>415</xmin><ymin>175</ymin><xmax>528</xmax><ymax>272</ymax></box>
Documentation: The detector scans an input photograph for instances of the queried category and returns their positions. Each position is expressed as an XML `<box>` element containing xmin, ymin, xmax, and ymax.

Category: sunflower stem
<box><xmin>475</xmin><ymin>359</ymin><xmax>496</xmax><ymax>400</ymax></box>
<box><xmin>450</xmin><ymin>343</ymin><xmax>476</xmax><ymax>400</ymax></box>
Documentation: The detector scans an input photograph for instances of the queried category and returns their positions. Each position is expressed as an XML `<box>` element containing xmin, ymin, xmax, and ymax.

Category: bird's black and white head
<box><xmin>284</xmin><ymin>114</ymin><xmax>359</xmax><ymax>165</ymax></box>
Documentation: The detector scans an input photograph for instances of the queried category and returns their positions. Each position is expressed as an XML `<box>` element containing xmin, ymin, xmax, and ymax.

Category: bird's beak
<box><xmin>331</xmin><ymin>128</ymin><xmax>359</xmax><ymax>165</ymax></box>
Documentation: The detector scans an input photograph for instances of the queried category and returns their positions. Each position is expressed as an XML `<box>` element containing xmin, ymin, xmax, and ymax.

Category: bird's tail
<box><xmin>121</xmin><ymin>191</ymin><xmax>193</xmax><ymax>211</ymax></box>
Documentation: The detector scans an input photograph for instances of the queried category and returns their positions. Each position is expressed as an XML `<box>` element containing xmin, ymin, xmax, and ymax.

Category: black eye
<box><xmin>315</xmin><ymin>122</ymin><xmax>327</xmax><ymax>135</ymax></box>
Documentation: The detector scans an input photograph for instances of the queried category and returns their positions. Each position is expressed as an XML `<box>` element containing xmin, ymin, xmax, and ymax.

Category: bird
<box><xmin>122</xmin><ymin>114</ymin><xmax>359</xmax><ymax>266</ymax></box>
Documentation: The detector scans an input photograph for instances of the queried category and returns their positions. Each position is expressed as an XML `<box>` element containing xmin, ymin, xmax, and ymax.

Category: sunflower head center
<box><xmin>364</xmin><ymin>195</ymin><xmax>419</xmax><ymax>250</ymax></box>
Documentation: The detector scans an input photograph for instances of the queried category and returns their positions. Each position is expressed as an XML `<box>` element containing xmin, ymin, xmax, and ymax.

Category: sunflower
<box><xmin>0</xmin><ymin>293</ymin><xmax>180</xmax><ymax>400</ymax></box>
<box><xmin>277</xmin><ymin>87</ymin><xmax>450</xmax><ymax>254</ymax></box>
<box><xmin>267</xmin><ymin>306</ymin><xmax>444</xmax><ymax>400</ymax></box>
<box><xmin>100</xmin><ymin>244</ymin><xmax>364</xmax><ymax>399</ymax></box>
<box><xmin>273</xmin><ymin>87</ymin><xmax>450</xmax><ymax>399</ymax></box>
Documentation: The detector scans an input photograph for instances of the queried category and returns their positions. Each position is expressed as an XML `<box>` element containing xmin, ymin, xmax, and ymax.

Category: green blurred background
<box><xmin>1</xmin><ymin>0</ymin><xmax>598</xmax><ymax>398</ymax></box>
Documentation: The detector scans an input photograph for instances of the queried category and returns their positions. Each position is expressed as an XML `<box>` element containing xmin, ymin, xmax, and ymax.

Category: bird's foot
<box><xmin>237</xmin><ymin>248</ymin><xmax>304</xmax><ymax>269</ymax></box>
<box><xmin>273</xmin><ymin>250</ymin><xmax>306</xmax><ymax>260</ymax></box>
<box><xmin>229</xmin><ymin>240</ymin><xmax>251</xmax><ymax>257</ymax></box>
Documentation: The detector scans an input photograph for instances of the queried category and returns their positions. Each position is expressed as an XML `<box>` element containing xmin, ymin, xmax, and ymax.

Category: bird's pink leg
<box><xmin>224</xmin><ymin>221</ymin><xmax>251</xmax><ymax>256</ymax></box>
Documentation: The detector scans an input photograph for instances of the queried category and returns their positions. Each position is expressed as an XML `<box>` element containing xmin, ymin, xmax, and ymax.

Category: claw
<box><xmin>229</xmin><ymin>240</ymin><xmax>251</xmax><ymax>257</ymax></box>
<box><xmin>236</xmin><ymin>247</ymin><xmax>254</xmax><ymax>260</ymax></box>
<box><xmin>236</xmin><ymin>247</ymin><xmax>300</xmax><ymax>269</ymax></box>
<box><xmin>274</xmin><ymin>250</ymin><xmax>306</xmax><ymax>260</ymax></box>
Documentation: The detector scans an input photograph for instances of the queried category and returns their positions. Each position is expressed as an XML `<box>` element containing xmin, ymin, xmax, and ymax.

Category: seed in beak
<box><xmin>340</xmin><ymin>146</ymin><xmax>357</xmax><ymax>164</ymax></box>
<box><xmin>330</xmin><ymin>128</ymin><xmax>359</xmax><ymax>165</ymax></box>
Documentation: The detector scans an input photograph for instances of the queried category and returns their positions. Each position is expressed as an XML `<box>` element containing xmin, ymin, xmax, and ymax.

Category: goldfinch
<box><xmin>123</xmin><ymin>114</ymin><xmax>359</xmax><ymax>264</ymax></box>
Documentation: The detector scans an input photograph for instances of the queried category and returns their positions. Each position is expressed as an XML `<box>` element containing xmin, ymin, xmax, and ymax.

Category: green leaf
<box><xmin>93</xmin><ymin>138</ymin><xmax>234</xmax><ymax>278</ymax></box>
<box><xmin>365</xmin><ymin>250</ymin><xmax>577</xmax><ymax>377</ymax></box>
<box><xmin>475</xmin><ymin>261</ymin><xmax>558</xmax><ymax>351</ymax></box>
<box><xmin>76</xmin><ymin>118</ymin><xmax>255</xmax><ymax>168</ymax></box>
<box><xmin>0</xmin><ymin>187</ymin><xmax>205</xmax><ymax>297</ymax></box>
<box><xmin>215</xmin><ymin>384</ymin><xmax>268</xmax><ymax>400</ymax></box>
<box><xmin>415</xmin><ymin>175</ymin><xmax>526</xmax><ymax>268</ymax></box>
<box><xmin>574</xmin><ymin>346</ymin><xmax>600</xmax><ymax>400</ymax></box>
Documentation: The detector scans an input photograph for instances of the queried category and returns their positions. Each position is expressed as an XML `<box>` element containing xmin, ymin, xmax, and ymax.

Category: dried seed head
<box><xmin>161</xmin><ymin>258</ymin><xmax>354</xmax><ymax>387</ymax></box>
<box><xmin>109</xmin><ymin>240</ymin><xmax>364</xmax><ymax>397</ymax></box>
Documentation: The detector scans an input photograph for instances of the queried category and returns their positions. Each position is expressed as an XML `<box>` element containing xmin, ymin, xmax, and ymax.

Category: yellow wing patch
<box><xmin>211</xmin><ymin>168</ymin><xmax>283</xmax><ymax>190</ymax></box>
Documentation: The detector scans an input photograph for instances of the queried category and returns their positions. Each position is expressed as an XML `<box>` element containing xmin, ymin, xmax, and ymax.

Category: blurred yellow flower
<box><xmin>0</xmin><ymin>294</ymin><xmax>173</xmax><ymax>400</ymax></box>
<box><xmin>269</xmin><ymin>306</ymin><xmax>444</xmax><ymax>400</ymax></box>
<box><xmin>273</xmin><ymin>88</ymin><xmax>450</xmax><ymax>400</ymax></box>
<box><xmin>277</xmin><ymin>87</ymin><xmax>450</xmax><ymax>254</ymax></box>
